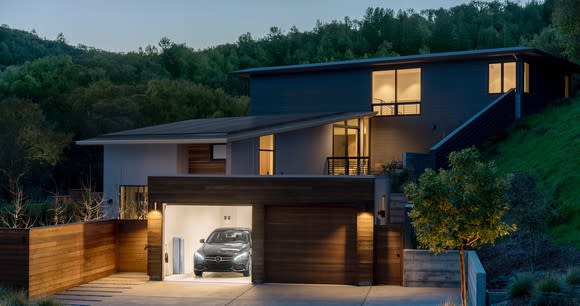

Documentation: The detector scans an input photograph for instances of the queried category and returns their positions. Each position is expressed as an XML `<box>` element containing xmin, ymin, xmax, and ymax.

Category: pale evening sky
<box><xmin>1</xmin><ymin>0</ymin><xmax>500</xmax><ymax>53</ymax></box>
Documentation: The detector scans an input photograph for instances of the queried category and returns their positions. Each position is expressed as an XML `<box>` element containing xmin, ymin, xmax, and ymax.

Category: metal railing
<box><xmin>327</xmin><ymin>157</ymin><xmax>370</xmax><ymax>175</ymax></box>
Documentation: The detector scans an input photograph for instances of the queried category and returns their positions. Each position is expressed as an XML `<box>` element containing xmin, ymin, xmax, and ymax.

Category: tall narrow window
<box><xmin>488</xmin><ymin>62</ymin><xmax>516</xmax><ymax>94</ymax></box>
<box><xmin>372</xmin><ymin>68</ymin><xmax>421</xmax><ymax>116</ymax></box>
<box><xmin>329</xmin><ymin>118</ymin><xmax>369</xmax><ymax>175</ymax></box>
<box><xmin>565</xmin><ymin>75</ymin><xmax>570</xmax><ymax>98</ymax></box>
<box><xmin>524</xmin><ymin>62</ymin><xmax>530</xmax><ymax>93</ymax></box>
<box><xmin>120</xmin><ymin>186</ymin><xmax>148</xmax><ymax>220</ymax></box>
<box><xmin>259</xmin><ymin>134</ymin><xmax>275</xmax><ymax>175</ymax></box>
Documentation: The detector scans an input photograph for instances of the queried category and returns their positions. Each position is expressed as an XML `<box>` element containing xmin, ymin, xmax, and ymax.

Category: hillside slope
<box><xmin>485</xmin><ymin>96</ymin><xmax>580</xmax><ymax>246</ymax></box>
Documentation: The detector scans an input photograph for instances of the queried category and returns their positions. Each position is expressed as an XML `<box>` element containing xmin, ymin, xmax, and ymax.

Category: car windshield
<box><xmin>206</xmin><ymin>230</ymin><xmax>250</xmax><ymax>244</ymax></box>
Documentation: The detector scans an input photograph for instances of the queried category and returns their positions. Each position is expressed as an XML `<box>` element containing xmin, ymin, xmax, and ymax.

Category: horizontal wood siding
<box><xmin>264</xmin><ymin>206</ymin><xmax>357</xmax><ymax>284</ymax></box>
<box><xmin>27</xmin><ymin>221</ymin><xmax>117</xmax><ymax>298</ymax></box>
<box><xmin>357</xmin><ymin>212</ymin><xmax>374</xmax><ymax>285</ymax></box>
<box><xmin>374</xmin><ymin>225</ymin><xmax>403</xmax><ymax>285</ymax></box>
<box><xmin>188</xmin><ymin>144</ymin><xmax>225</xmax><ymax>174</ymax></box>
<box><xmin>147</xmin><ymin>211</ymin><xmax>163</xmax><ymax>280</ymax></box>
<box><xmin>0</xmin><ymin>229</ymin><xmax>29</xmax><ymax>290</ymax></box>
<box><xmin>148</xmin><ymin>176</ymin><xmax>375</xmax><ymax>205</ymax></box>
<box><xmin>117</xmin><ymin>220</ymin><xmax>148</xmax><ymax>272</ymax></box>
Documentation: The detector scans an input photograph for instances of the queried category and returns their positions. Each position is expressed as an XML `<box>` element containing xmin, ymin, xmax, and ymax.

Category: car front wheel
<box><xmin>194</xmin><ymin>271</ymin><xmax>203</xmax><ymax>277</ymax></box>
<box><xmin>242</xmin><ymin>259</ymin><xmax>251</xmax><ymax>277</ymax></box>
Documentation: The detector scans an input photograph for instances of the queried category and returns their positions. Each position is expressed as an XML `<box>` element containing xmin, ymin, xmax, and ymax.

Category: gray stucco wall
<box><xmin>371</xmin><ymin>59</ymin><xmax>501</xmax><ymax>168</ymax></box>
<box><xmin>103</xmin><ymin>144</ymin><xmax>186</xmax><ymax>218</ymax></box>
<box><xmin>250</xmin><ymin>70</ymin><xmax>371</xmax><ymax>115</ymax></box>
<box><xmin>276</xmin><ymin>124</ymin><xmax>332</xmax><ymax>175</ymax></box>
<box><xmin>229</xmin><ymin>138</ymin><xmax>258</xmax><ymax>175</ymax></box>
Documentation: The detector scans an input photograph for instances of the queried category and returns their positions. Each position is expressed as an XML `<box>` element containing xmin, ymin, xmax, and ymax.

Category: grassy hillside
<box><xmin>485</xmin><ymin>96</ymin><xmax>580</xmax><ymax>246</ymax></box>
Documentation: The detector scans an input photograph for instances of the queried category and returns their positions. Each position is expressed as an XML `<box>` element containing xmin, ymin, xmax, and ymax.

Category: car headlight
<box><xmin>194</xmin><ymin>251</ymin><xmax>205</xmax><ymax>262</ymax></box>
<box><xmin>233</xmin><ymin>252</ymin><xmax>249</xmax><ymax>262</ymax></box>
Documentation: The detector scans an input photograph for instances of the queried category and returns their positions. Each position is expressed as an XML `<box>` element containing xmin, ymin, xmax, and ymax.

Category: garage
<box><xmin>147</xmin><ymin>176</ymin><xmax>376</xmax><ymax>286</ymax></box>
<box><xmin>265</xmin><ymin>206</ymin><xmax>357</xmax><ymax>284</ymax></box>
<box><xmin>162</xmin><ymin>205</ymin><xmax>252</xmax><ymax>282</ymax></box>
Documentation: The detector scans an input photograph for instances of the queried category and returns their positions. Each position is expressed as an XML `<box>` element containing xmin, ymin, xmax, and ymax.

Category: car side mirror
<box><xmin>200</xmin><ymin>238</ymin><xmax>205</xmax><ymax>243</ymax></box>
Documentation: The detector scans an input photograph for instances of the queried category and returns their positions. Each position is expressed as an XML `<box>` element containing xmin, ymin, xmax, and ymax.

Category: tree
<box><xmin>0</xmin><ymin>99</ymin><xmax>71</xmax><ymax>202</ymax></box>
<box><xmin>404</xmin><ymin>148</ymin><xmax>515</xmax><ymax>306</ymax></box>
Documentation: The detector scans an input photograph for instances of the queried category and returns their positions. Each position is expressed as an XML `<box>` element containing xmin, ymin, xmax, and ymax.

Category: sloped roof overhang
<box><xmin>76</xmin><ymin>111</ymin><xmax>375</xmax><ymax>146</ymax></box>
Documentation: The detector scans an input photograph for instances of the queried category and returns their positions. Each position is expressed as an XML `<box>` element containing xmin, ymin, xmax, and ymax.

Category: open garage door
<box><xmin>163</xmin><ymin>205</ymin><xmax>252</xmax><ymax>283</ymax></box>
<box><xmin>264</xmin><ymin>206</ymin><xmax>357</xmax><ymax>284</ymax></box>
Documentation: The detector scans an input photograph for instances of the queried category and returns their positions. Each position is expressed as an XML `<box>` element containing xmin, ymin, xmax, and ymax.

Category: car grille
<box><xmin>205</xmin><ymin>256</ymin><xmax>233</xmax><ymax>270</ymax></box>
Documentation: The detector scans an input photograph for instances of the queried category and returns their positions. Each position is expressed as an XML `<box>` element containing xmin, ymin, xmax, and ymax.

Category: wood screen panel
<box><xmin>117</xmin><ymin>220</ymin><xmax>148</xmax><ymax>272</ymax></box>
<box><xmin>264</xmin><ymin>206</ymin><xmax>357</xmax><ymax>284</ymax></box>
<box><xmin>0</xmin><ymin>229</ymin><xmax>29</xmax><ymax>290</ymax></box>
<box><xmin>27</xmin><ymin>221</ymin><xmax>117</xmax><ymax>298</ymax></box>
<box><xmin>374</xmin><ymin>224</ymin><xmax>403</xmax><ymax>285</ymax></box>
<box><xmin>149</xmin><ymin>176</ymin><xmax>375</xmax><ymax>205</ymax></box>
<box><xmin>188</xmin><ymin>144</ymin><xmax>225</xmax><ymax>174</ymax></box>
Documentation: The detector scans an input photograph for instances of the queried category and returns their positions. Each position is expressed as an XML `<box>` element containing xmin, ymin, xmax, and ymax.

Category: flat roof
<box><xmin>234</xmin><ymin>47</ymin><xmax>580</xmax><ymax>77</ymax></box>
<box><xmin>76</xmin><ymin>111</ymin><xmax>374</xmax><ymax>145</ymax></box>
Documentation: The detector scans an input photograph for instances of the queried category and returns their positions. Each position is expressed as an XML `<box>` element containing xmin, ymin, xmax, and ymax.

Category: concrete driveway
<box><xmin>53</xmin><ymin>273</ymin><xmax>459</xmax><ymax>306</ymax></box>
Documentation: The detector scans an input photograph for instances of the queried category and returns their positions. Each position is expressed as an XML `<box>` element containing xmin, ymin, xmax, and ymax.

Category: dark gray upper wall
<box><xmin>250</xmin><ymin>69</ymin><xmax>371</xmax><ymax>115</ymax></box>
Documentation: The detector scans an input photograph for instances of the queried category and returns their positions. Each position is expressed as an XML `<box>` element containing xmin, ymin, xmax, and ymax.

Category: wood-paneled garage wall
<box><xmin>188</xmin><ymin>144</ymin><xmax>225</xmax><ymax>174</ymax></box>
<box><xmin>147</xmin><ymin>176</ymin><xmax>375</xmax><ymax>285</ymax></box>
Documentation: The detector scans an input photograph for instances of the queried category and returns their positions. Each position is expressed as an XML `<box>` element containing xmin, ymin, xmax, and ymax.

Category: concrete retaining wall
<box><xmin>403</xmin><ymin>249</ymin><xmax>460</xmax><ymax>288</ymax></box>
<box><xmin>467</xmin><ymin>251</ymin><xmax>486</xmax><ymax>306</ymax></box>
<box><xmin>403</xmin><ymin>249</ymin><xmax>487</xmax><ymax>306</ymax></box>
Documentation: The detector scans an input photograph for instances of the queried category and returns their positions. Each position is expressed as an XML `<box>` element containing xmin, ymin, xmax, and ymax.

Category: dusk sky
<box><xmin>1</xmin><ymin>0</ymin><xmax>497</xmax><ymax>52</ymax></box>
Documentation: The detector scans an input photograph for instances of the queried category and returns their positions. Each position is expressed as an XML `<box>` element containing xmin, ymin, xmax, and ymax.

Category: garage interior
<box><xmin>163</xmin><ymin>205</ymin><xmax>252</xmax><ymax>282</ymax></box>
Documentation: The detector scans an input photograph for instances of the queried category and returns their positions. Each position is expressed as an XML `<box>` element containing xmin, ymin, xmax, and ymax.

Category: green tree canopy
<box><xmin>404</xmin><ymin>147</ymin><xmax>515</xmax><ymax>306</ymax></box>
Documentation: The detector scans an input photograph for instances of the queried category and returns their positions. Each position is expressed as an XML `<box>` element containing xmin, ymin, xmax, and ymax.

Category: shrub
<box><xmin>566</xmin><ymin>267</ymin><xmax>580</xmax><ymax>286</ymax></box>
<box><xmin>34</xmin><ymin>297</ymin><xmax>64</xmax><ymax>306</ymax></box>
<box><xmin>0</xmin><ymin>288</ymin><xmax>28</xmax><ymax>306</ymax></box>
<box><xmin>509</xmin><ymin>274</ymin><xmax>535</xmax><ymax>299</ymax></box>
<box><xmin>537</xmin><ymin>275</ymin><xmax>567</xmax><ymax>293</ymax></box>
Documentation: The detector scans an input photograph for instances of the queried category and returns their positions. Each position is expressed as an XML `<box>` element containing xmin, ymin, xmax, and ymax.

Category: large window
<box><xmin>489</xmin><ymin>62</ymin><xmax>518</xmax><ymax>94</ymax></box>
<box><xmin>372</xmin><ymin>68</ymin><xmax>421</xmax><ymax>116</ymax></box>
<box><xmin>329</xmin><ymin>118</ymin><xmax>370</xmax><ymax>175</ymax></box>
<box><xmin>120</xmin><ymin>186</ymin><xmax>148</xmax><ymax>219</ymax></box>
<box><xmin>259</xmin><ymin>134</ymin><xmax>275</xmax><ymax>175</ymax></box>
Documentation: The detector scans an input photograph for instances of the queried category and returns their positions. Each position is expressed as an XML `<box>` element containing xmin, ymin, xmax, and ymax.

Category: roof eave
<box><xmin>76</xmin><ymin>138</ymin><xmax>228</xmax><ymax>146</ymax></box>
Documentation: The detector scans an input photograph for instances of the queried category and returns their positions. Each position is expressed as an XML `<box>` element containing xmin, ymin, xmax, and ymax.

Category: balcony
<box><xmin>327</xmin><ymin>157</ymin><xmax>370</xmax><ymax>175</ymax></box>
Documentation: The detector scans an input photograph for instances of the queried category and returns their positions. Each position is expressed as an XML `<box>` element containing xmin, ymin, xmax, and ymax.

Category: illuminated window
<box><xmin>120</xmin><ymin>186</ymin><xmax>148</xmax><ymax>220</ymax></box>
<box><xmin>330</xmin><ymin>118</ymin><xmax>370</xmax><ymax>175</ymax></box>
<box><xmin>489</xmin><ymin>62</ymin><xmax>516</xmax><ymax>94</ymax></box>
<box><xmin>259</xmin><ymin>134</ymin><xmax>275</xmax><ymax>175</ymax></box>
<box><xmin>524</xmin><ymin>62</ymin><xmax>530</xmax><ymax>93</ymax></box>
<box><xmin>565</xmin><ymin>75</ymin><xmax>570</xmax><ymax>98</ymax></box>
<box><xmin>372</xmin><ymin>68</ymin><xmax>421</xmax><ymax>116</ymax></box>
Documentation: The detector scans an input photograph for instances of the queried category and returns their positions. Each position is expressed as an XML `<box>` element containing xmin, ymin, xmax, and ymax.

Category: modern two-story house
<box><xmin>78</xmin><ymin>47</ymin><xmax>578</xmax><ymax>286</ymax></box>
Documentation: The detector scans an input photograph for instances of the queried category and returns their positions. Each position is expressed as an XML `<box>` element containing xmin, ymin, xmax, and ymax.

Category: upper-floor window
<box><xmin>372</xmin><ymin>68</ymin><xmax>421</xmax><ymax>116</ymax></box>
<box><xmin>489</xmin><ymin>62</ymin><xmax>516</xmax><ymax>94</ymax></box>
<box><xmin>259</xmin><ymin>134</ymin><xmax>275</xmax><ymax>175</ymax></box>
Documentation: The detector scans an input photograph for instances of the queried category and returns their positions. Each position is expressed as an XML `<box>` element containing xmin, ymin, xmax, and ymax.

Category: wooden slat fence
<box><xmin>0</xmin><ymin>219</ymin><xmax>147</xmax><ymax>299</ymax></box>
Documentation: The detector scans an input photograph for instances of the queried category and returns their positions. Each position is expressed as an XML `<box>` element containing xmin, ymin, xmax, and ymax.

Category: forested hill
<box><xmin>0</xmin><ymin>0</ymin><xmax>578</xmax><ymax>198</ymax></box>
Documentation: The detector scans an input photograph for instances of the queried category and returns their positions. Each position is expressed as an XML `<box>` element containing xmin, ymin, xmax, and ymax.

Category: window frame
<box><xmin>259</xmin><ymin>134</ymin><xmax>275</xmax><ymax>175</ymax></box>
<box><xmin>119</xmin><ymin>185</ymin><xmax>148</xmax><ymax>220</ymax></box>
<box><xmin>488</xmin><ymin>62</ymin><xmax>521</xmax><ymax>94</ymax></box>
<box><xmin>211</xmin><ymin>144</ymin><xmax>227</xmax><ymax>160</ymax></box>
<box><xmin>372</xmin><ymin>68</ymin><xmax>421</xmax><ymax>117</ymax></box>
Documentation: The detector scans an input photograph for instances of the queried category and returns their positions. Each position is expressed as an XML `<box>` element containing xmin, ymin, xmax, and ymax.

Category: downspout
<box><xmin>513</xmin><ymin>54</ymin><xmax>523</xmax><ymax>119</ymax></box>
